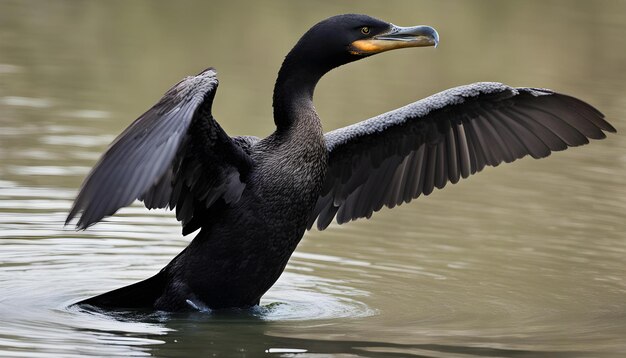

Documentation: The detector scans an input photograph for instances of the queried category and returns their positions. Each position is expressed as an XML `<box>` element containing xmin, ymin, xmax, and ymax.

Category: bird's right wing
<box><xmin>66</xmin><ymin>68</ymin><xmax>255</xmax><ymax>233</ymax></box>
<box><xmin>309</xmin><ymin>82</ymin><xmax>615</xmax><ymax>230</ymax></box>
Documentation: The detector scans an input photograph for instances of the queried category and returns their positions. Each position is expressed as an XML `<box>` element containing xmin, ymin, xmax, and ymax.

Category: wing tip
<box><xmin>603</xmin><ymin>121</ymin><xmax>618</xmax><ymax>134</ymax></box>
<box><xmin>65</xmin><ymin>211</ymin><xmax>91</xmax><ymax>231</ymax></box>
<box><xmin>553</xmin><ymin>92</ymin><xmax>617</xmax><ymax>134</ymax></box>
<box><xmin>65</xmin><ymin>203</ymin><xmax>83</xmax><ymax>230</ymax></box>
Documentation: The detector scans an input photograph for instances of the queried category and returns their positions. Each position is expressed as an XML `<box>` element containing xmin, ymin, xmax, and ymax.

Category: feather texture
<box><xmin>308</xmin><ymin>82</ymin><xmax>615</xmax><ymax>230</ymax></box>
<box><xmin>66</xmin><ymin>68</ymin><xmax>254</xmax><ymax>231</ymax></box>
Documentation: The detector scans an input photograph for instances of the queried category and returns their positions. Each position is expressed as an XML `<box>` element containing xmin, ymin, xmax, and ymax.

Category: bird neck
<box><xmin>272</xmin><ymin>51</ymin><xmax>326</xmax><ymax>132</ymax></box>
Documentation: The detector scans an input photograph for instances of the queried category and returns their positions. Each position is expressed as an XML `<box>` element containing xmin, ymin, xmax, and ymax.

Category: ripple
<box><xmin>41</xmin><ymin>134</ymin><xmax>115</xmax><ymax>147</ymax></box>
<box><xmin>60</xmin><ymin>110</ymin><xmax>110</xmax><ymax>120</ymax></box>
<box><xmin>70</xmin><ymin>271</ymin><xmax>376</xmax><ymax>323</ymax></box>
<box><xmin>0</xmin><ymin>96</ymin><xmax>52</xmax><ymax>108</ymax></box>
<box><xmin>257</xmin><ymin>274</ymin><xmax>376</xmax><ymax>321</ymax></box>
<box><xmin>0</xmin><ymin>63</ymin><xmax>22</xmax><ymax>74</ymax></box>
<box><xmin>7</xmin><ymin>165</ymin><xmax>89</xmax><ymax>176</ymax></box>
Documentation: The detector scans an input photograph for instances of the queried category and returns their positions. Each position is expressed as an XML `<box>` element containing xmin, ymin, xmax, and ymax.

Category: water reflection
<box><xmin>1</xmin><ymin>0</ymin><xmax>626</xmax><ymax>357</ymax></box>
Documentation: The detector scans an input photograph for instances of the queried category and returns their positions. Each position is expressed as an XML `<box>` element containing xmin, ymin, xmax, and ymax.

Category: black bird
<box><xmin>67</xmin><ymin>14</ymin><xmax>615</xmax><ymax>311</ymax></box>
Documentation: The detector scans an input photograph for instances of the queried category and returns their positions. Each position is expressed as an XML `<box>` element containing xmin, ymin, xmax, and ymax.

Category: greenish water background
<box><xmin>1</xmin><ymin>1</ymin><xmax>625</xmax><ymax>357</ymax></box>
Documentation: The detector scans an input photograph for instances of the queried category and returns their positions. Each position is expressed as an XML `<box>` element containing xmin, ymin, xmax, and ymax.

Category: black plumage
<box><xmin>310</xmin><ymin>84</ymin><xmax>614</xmax><ymax>230</ymax></box>
<box><xmin>67</xmin><ymin>14</ymin><xmax>615</xmax><ymax>311</ymax></box>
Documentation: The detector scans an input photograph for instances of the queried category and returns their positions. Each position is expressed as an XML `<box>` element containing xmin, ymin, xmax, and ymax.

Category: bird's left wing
<box><xmin>309</xmin><ymin>82</ymin><xmax>615</xmax><ymax>230</ymax></box>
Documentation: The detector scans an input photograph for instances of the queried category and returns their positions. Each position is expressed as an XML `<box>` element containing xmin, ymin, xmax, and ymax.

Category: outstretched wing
<box><xmin>309</xmin><ymin>82</ymin><xmax>616</xmax><ymax>230</ymax></box>
<box><xmin>67</xmin><ymin>68</ymin><xmax>254</xmax><ymax>232</ymax></box>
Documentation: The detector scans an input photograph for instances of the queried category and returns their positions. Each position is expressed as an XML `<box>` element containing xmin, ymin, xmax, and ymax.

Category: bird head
<box><xmin>289</xmin><ymin>14</ymin><xmax>439</xmax><ymax>72</ymax></box>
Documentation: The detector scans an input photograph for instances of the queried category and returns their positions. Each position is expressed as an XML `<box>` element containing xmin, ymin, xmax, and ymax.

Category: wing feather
<box><xmin>309</xmin><ymin>82</ymin><xmax>615</xmax><ymax>230</ymax></box>
<box><xmin>67</xmin><ymin>68</ymin><xmax>254</xmax><ymax>231</ymax></box>
<box><xmin>455</xmin><ymin>123</ymin><xmax>471</xmax><ymax>179</ymax></box>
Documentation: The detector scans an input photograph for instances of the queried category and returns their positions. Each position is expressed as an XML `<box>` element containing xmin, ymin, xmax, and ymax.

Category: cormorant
<box><xmin>67</xmin><ymin>14</ymin><xmax>615</xmax><ymax>311</ymax></box>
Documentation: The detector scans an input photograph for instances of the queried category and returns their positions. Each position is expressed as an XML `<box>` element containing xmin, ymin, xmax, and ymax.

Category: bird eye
<box><xmin>361</xmin><ymin>26</ymin><xmax>370</xmax><ymax>34</ymax></box>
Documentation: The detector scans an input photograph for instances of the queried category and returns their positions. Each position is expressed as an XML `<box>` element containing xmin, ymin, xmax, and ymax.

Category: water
<box><xmin>1</xmin><ymin>0</ymin><xmax>625</xmax><ymax>356</ymax></box>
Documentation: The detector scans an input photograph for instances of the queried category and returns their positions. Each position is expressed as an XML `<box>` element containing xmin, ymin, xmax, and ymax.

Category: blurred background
<box><xmin>1</xmin><ymin>0</ymin><xmax>625</xmax><ymax>357</ymax></box>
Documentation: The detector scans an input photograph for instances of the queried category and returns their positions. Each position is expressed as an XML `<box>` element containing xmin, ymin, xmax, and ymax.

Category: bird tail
<box><xmin>75</xmin><ymin>270</ymin><xmax>166</xmax><ymax>310</ymax></box>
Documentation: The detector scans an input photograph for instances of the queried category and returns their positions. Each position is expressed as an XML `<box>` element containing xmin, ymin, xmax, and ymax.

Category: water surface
<box><xmin>1</xmin><ymin>1</ymin><xmax>625</xmax><ymax>357</ymax></box>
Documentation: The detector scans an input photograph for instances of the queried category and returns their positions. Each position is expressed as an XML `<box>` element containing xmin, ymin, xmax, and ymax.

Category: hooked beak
<box><xmin>349</xmin><ymin>24</ymin><xmax>439</xmax><ymax>55</ymax></box>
